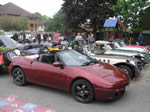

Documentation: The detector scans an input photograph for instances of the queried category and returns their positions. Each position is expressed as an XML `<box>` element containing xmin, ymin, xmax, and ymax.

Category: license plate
<box><xmin>125</xmin><ymin>86</ymin><xmax>128</xmax><ymax>91</ymax></box>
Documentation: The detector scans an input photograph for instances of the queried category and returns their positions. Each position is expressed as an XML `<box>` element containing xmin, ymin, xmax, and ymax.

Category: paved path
<box><xmin>0</xmin><ymin>64</ymin><xmax>150</xmax><ymax>112</ymax></box>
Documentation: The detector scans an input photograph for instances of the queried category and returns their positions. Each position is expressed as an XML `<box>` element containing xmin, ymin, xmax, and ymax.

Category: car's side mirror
<box><xmin>53</xmin><ymin>62</ymin><xmax>63</xmax><ymax>67</ymax></box>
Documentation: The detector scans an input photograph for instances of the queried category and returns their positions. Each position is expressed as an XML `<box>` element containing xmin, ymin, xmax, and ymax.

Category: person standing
<box><xmin>43</xmin><ymin>33</ymin><xmax>48</xmax><ymax>42</ymax></box>
<box><xmin>75</xmin><ymin>33</ymin><xmax>83</xmax><ymax>40</ymax></box>
<box><xmin>87</xmin><ymin>33</ymin><xmax>95</xmax><ymax>46</ymax></box>
<box><xmin>71</xmin><ymin>32</ymin><xmax>76</xmax><ymax>41</ymax></box>
<box><xmin>23</xmin><ymin>31</ymin><xmax>26</xmax><ymax>41</ymax></box>
<box><xmin>36</xmin><ymin>33</ymin><xmax>41</xmax><ymax>44</ymax></box>
<box><xmin>71</xmin><ymin>37</ymin><xmax>80</xmax><ymax>49</ymax></box>
<box><xmin>75</xmin><ymin>32</ymin><xmax>85</xmax><ymax>47</ymax></box>
<box><xmin>81</xmin><ymin>32</ymin><xmax>87</xmax><ymax>41</ymax></box>
<box><xmin>138</xmin><ymin>33</ymin><xmax>144</xmax><ymax>46</ymax></box>
<box><xmin>48</xmin><ymin>34</ymin><xmax>52</xmax><ymax>42</ymax></box>
<box><xmin>12</xmin><ymin>33</ymin><xmax>19</xmax><ymax>41</ymax></box>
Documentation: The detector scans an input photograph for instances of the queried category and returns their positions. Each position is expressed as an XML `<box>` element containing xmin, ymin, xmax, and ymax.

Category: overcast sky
<box><xmin>0</xmin><ymin>0</ymin><xmax>64</xmax><ymax>17</ymax></box>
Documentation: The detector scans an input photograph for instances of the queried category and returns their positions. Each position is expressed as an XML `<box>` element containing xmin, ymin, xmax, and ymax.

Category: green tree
<box><xmin>33</xmin><ymin>12</ymin><xmax>49</xmax><ymax>21</ymax></box>
<box><xmin>111</xmin><ymin>0</ymin><xmax>150</xmax><ymax>32</ymax></box>
<box><xmin>46</xmin><ymin>9</ymin><xmax>67</xmax><ymax>33</ymax></box>
<box><xmin>141</xmin><ymin>7</ymin><xmax>150</xmax><ymax>30</ymax></box>
<box><xmin>0</xmin><ymin>16</ymin><xmax>28</xmax><ymax>31</ymax></box>
<box><xmin>62</xmin><ymin>0</ymin><xmax>116</xmax><ymax>33</ymax></box>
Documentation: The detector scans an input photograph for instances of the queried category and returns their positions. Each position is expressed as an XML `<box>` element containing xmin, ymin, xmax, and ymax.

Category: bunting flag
<box><xmin>118</xmin><ymin>21</ymin><xmax>127</xmax><ymax>29</ymax></box>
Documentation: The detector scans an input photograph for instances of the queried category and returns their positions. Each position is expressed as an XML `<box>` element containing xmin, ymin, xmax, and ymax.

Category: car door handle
<box><xmin>30</xmin><ymin>61</ymin><xmax>34</xmax><ymax>64</ymax></box>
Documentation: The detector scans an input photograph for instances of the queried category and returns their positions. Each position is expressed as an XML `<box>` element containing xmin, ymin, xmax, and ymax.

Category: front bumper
<box><xmin>134</xmin><ymin>62</ymin><xmax>143</xmax><ymax>76</ymax></box>
<box><xmin>134</xmin><ymin>67</ymin><xmax>142</xmax><ymax>76</ymax></box>
<box><xmin>143</xmin><ymin>54</ymin><xmax>150</xmax><ymax>64</ymax></box>
<box><xmin>94</xmin><ymin>84</ymin><xmax>129</xmax><ymax>100</ymax></box>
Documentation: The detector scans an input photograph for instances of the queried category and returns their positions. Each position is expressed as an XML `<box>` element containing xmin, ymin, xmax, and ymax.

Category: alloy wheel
<box><xmin>12</xmin><ymin>67</ymin><xmax>26</xmax><ymax>86</ymax></box>
<box><xmin>71</xmin><ymin>79</ymin><xmax>94</xmax><ymax>103</ymax></box>
<box><xmin>75</xmin><ymin>84</ymin><xmax>90</xmax><ymax>99</ymax></box>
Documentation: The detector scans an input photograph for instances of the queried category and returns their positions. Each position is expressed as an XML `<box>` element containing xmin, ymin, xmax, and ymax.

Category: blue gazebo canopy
<box><xmin>104</xmin><ymin>19</ymin><xmax>118</xmax><ymax>27</ymax></box>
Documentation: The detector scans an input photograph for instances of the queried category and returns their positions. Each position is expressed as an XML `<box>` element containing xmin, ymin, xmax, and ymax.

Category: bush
<box><xmin>0</xmin><ymin>15</ymin><xmax>28</xmax><ymax>31</ymax></box>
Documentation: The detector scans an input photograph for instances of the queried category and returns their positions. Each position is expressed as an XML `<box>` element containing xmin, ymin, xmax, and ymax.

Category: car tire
<box><xmin>71</xmin><ymin>79</ymin><xmax>95</xmax><ymax>103</ymax></box>
<box><xmin>118</xmin><ymin>65</ymin><xmax>133</xmax><ymax>79</ymax></box>
<box><xmin>3</xmin><ymin>51</ymin><xmax>17</xmax><ymax>66</ymax></box>
<box><xmin>12</xmin><ymin>67</ymin><xmax>27</xmax><ymax>86</ymax></box>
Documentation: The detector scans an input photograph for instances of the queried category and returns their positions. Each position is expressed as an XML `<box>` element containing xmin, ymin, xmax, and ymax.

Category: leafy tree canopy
<box><xmin>46</xmin><ymin>9</ymin><xmax>68</xmax><ymax>33</ymax></box>
<box><xmin>32</xmin><ymin>12</ymin><xmax>49</xmax><ymax>21</ymax></box>
<box><xmin>62</xmin><ymin>0</ymin><xmax>116</xmax><ymax>33</ymax></box>
<box><xmin>141</xmin><ymin>6</ymin><xmax>150</xmax><ymax>30</ymax></box>
<box><xmin>111</xmin><ymin>0</ymin><xmax>150</xmax><ymax>32</ymax></box>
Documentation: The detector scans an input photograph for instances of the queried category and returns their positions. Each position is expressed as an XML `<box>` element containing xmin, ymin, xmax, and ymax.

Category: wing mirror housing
<box><xmin>53</xmin><ymin>62</ymin><xmax>63</xmax><ymax>67</ymax></box>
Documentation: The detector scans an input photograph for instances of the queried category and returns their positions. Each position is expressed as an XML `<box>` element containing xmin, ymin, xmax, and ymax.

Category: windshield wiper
<box><xmin>82</xmin><ymin>61</ymin><xmax>90</xmax><ymax>66</ymax></box>
<box><xmin>82</xmin><ymin>57</ymin><xmax>99</xmax><ymax>66</ymax></box>
<box><xmin>82</xmin><ymin>61</ymin><xmax>96</xmax><ymax>66</ymax></box>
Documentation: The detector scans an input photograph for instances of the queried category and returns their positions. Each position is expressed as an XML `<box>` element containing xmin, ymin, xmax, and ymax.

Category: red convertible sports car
<box><xmin>9</xmin><ymin>50</ymin><xmax>130</xmax><ymax>103</ymax></box>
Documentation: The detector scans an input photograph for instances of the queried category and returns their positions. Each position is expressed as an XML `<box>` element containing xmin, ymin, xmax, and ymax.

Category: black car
<box><xmin>0</xmin><ymin>36</ymin><xmax>52</xmax><ymax>71</ymax></box>
<box><xmin>0</xmin><ymin>36</ymin><xmax>19</xmax><ymax>71</ymax></box>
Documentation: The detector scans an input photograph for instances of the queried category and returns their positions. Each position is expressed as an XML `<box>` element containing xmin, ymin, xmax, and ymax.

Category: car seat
<box><xmin>39</xmin><ymin>54</ymin><xmax>55</xmax><ymax>64</ymax></box>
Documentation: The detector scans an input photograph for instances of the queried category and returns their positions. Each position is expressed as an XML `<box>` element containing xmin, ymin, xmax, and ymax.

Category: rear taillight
<box><xmin>0</xmin><ymin>52</ymin><xmax>5</xmax><ymax>65</ymax></box>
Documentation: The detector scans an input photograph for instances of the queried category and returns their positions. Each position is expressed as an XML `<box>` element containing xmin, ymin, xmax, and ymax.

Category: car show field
<box><xmin>0</xmin><ymin>63</ymin><xmax>150</xmax><ymax>112</ymax></box>
<box><xmin>1</xmin><ymin>0</ymin><xmax>150</xmax><ymax>112</ymax></box>
<box><xmin>1</xmin><ymin>35</ymin><xmax>150</xmax><ymax>111</ymax></box>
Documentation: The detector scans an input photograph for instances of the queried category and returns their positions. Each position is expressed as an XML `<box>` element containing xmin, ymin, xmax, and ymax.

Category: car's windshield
<box><xmin>58</xmin><ymin>50</ymin><xmax>98</xmax><ymax>66</ymax></box>
<box><xmin>0</xmin><ymin>36</ymin><xmax>20</xmax><ymax>48</ymax></box>
<box><xmin>113</xmin><ymin>42</ymin><xmax>122</xmax><ymax>48</ymax></box>
<box><xmin>114</xmin><ymin>41</ymin><xmax>126</xmax><ymax>47</ymax></box>
<box><xmin>106</xmin><ymin>43</ymin><xmax>117</xmax><ymax>49</ymax></box>
<box><xmin>120</xmin><ymin>41</ymin><xmax>126</xmax><ymax>47</ymax></box>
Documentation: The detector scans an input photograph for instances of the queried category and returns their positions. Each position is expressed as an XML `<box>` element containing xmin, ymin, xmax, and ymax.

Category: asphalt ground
<box><xmin>0</xmin><ymin>64</ymin><xmax>150</xmax><ymax>112</ymax></box>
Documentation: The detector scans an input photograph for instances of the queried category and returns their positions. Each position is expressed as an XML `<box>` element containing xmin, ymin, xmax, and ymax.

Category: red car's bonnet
<box><xmin>67</xmin><ymin>62</ymin><xmax>129</xmax><ymax>86</ymax></box>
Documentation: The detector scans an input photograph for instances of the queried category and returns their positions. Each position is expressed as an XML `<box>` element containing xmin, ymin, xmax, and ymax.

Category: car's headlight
<box><xmin>141</xmin><ymin>58</ymin><xmax>144</xmax><ymax>61</ymax></box>
<box><xmin>132</xmin><ymin>60</ymin><xmax>138</xmax><ymax>67</ymax></box>
<box><xmin>126</xmin><ymin>58</ymin><xmax>131</xmax><ymax>63</ymax></box>
<box><xmin>144</xmin><ymin>48</ymin><xmax>147</xmax><ymax>52</ymax></box>
<box><xmin>138</xmin><ymin>53</ymin><xmax>144</xmax><ymax>57</ymax></box>
<box><xmin>127</xmin><ymin>58</ymin><xmax>138</xmax><ymax>67</ymax></box>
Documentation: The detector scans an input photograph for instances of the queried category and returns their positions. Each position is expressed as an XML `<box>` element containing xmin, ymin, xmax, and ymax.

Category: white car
<box><xmin>82</xmin><ymin>46</ymin><xmax>143</xmax><ymax>79</ymax></box>
<box><xmin>4</xmin><ymin>32</ymin><xmax>13</xmax><ymax>38</ymax></box>
<box><xmin>112</xmin><ymin>39</ymin><xmax>149</xmax><ymax>53</ymax></box>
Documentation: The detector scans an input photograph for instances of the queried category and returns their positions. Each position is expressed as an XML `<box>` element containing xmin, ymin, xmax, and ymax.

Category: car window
<box><xmin>120</xmin><ymin>41</ymin><xmax>126</xmax><ymax>47</ymax></box>
<box><xmin>115</xmin><ymin>41</ymin><xmax>126</xmax><ymax>47</ymax></box>
<box><xmin>107</xmin><ymin>43</ymin><xmax>116</xmax><ymax>49</ymax></box>
<box><xmin>114</xmin><ymin>43</ymin><xmax>120</xmax><ymax>48</ymax></box>
<box><xmin>0</xmin><ymin>36</ymin><xmax>18</xmax><ymax>48</ymax></box>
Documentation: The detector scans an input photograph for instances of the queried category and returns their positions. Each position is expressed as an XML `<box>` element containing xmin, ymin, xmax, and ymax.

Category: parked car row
<box><xmin>84</xmin><ymin>40</ymin><xmax>150</xmax><ymax>79</ymax></box>
<box><xmin>0</xmin><ymin>35</ymin><xmax>149</xmax><ymax>103</ymax></box>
